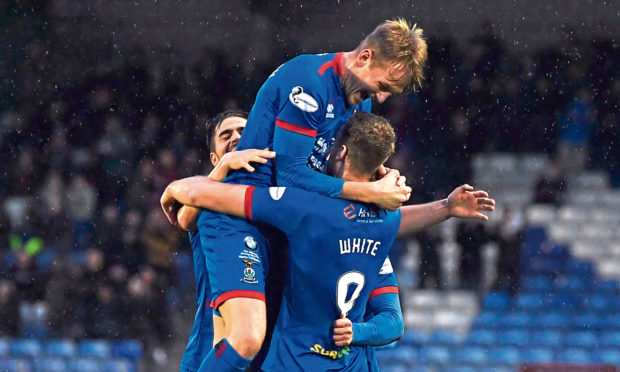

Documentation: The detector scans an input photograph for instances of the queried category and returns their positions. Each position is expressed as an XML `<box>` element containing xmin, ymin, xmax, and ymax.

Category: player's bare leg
<box><xmin>212</xmin><ymin>313</ymin><xmax>225</xmax><ymax>346</ymax></box>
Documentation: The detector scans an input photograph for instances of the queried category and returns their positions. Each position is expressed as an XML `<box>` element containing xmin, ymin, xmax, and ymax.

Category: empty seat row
<box><xmin>0</xmin><ymin>339</ymin><xmax>141</xmax><ymax>362</ymax></box>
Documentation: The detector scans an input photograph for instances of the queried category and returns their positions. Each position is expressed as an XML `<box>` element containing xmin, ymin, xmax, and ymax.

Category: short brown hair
<box><xmin>205</xmin><ymin>110</ymin><xmax>248</xmax><ymax>152</ymax></box>
<box><xmin>358</xmin><ymin>19</ymin><xmax>428</xmax><ymax>91</ymax></box>
<box><xmin>335</xmin><ymin>112</ymin><xmax>395</xmax><ymax>176</ymax></box>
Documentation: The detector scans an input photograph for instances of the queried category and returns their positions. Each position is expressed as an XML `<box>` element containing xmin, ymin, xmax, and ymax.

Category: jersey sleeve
<box><xmin>244</xmin><ymin>186</ymin><xmax>318</xmax><ymax>235</ymax></box>
<box><xmin>369</xmin><ymin>258</ymin><xmax>399</xmax><ymax>300</ymax></box>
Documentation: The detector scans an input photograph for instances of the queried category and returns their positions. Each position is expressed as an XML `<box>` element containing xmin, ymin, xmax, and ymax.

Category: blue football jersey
<box><xmin>180</xmin><ymin>230</ymin><xmax>213</xmax><ymax>372</ymax></box>
<box><xmin>244</xmin><ymin>186</ymin><xmax>401</xmax><ymax>372</ymax></box>
<box><xmin>226</xmin><ymin>52</ymin><xmax>372</xmax><ymax>189</ymax></box>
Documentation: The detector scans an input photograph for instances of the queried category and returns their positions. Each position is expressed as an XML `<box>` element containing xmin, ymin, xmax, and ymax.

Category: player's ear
<box><xmin>209</xmin><ymin>152</ymin><xmax>219</xmax><ymax>167</ymax></box>
<box><xmin>357</xmin><ymin>49</ymin><xmax>373</xmax><ymax>67</ymax></box>
<box><xmin>337</xmin><ymin>145</ymin><xmax>348</xmax><ymax>160</ymax></box>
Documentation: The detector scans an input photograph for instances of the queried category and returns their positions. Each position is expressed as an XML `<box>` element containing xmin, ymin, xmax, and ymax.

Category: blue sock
<box><xmin>198</xmin><ymin>338</ymin><xmax>251</xmax><ymax>372</ymax></box>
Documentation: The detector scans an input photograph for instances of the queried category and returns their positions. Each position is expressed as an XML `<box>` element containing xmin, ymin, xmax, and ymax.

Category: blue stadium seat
<box><xmin>556</xmin><ymin>348</ymin><xmax>592</xmax><ymax>363</ymax></box>
<box><xmin>516</xmin><ymin>294</ymin><xmax>544</xmax><ymax>311</ymax></box>
<box><xmin>572</xmin><ymin>313</ymin><xmax>604</xmax><ymax>330</ymax></box>
<box><xmin>418</xmin><ymin>346</ymin><xmax>450</xmax><ymax>365</ymax></box>
<box><xmin>45</xmin><ymin>339</ymin><xmax>76</xmax><ymax>358</ymax></box>
<box><xmin>78</xmin><ymin>340</ymin><xmax>111</xmax><ymax>358</ymax></box>
<box><xmin>67</xmin><ymin>358</ymin><xmax>102</xmax><ymax>372</ymax></box>
<box><xmin>499</xmin><ymin>311</ymin><xmax>531</xmax><ymax>328</ymax></box>
<box><xmin>391</xmin><ymin>346</ymin><xmax>418</xmax><ymax>364</ymax></box>
<box><xmin>592</xmin><ymin>349</ymin><xmax>620</xmax><ymax>365</ymax></box>
<box><xmin>497</xmin><ymin>330</ymin><xmax>529</xmax><ymax>347</ymax></box>
<box><xmin>104</xmin><ymin>359</ymin><xmax>135</xmax><ymax>372</ymax></box>
<box><xmin>0</xmin><ymin>339</ymin><xmax>9</xmax><ymax>357</ymax></box>
<box><xmin>438</xmin><ymin>366</ymin><xmax>476</xmax><ymax>372</ymax></box>
<box><xmin>529</xmin><ymin>331</ymin><xmax>562</xmax><ymax>348</ymax></box>
<box><xmin>112</xmin><ymin>341</ymin><xmax>142</xmax><ymax>363</ymax></box>
<box><xmin>550</xmin><ymin>293</ymin><xmax>582</xmax><ymax>310</ymax></box>
<box><xmin>400</xmin><ymin>330</ymin><xmax>429</xmax><ymax>346</ymax></box>
<box><xmin>33</xmin><ymin>357</ymin><xmax>66</xmax><ymax>372</ymax></box>
<box><xmin>566</xmin><ymin>261</ymin><xmax>594</xmax><ymax>277</ymax></box>
<box><xmin>607</xmin><ymin>314</ymin><xmax>620</xmax><ymax>329</ymax></box>
<box><xmin>0</xmin><ymin>359</ymin><xmax>32</xmax><ymax>372</ymax></box>
<box><xmin>521</xmin><ymin>347</ymin><xmax>554</xmax><ymax>363</ymax></box>
<box><xmin>479</xmin><ymin>367</ymin><xmax>513</xmax><ymax>372</ymax></box>
<box><xmin>563</xmin><ymin>276</ymin><xmax>590</xmax><ymax>292</ymax></box>
<box><xmin>530</xmin><ymin>312</ymin><xmax>569</xmax><ymax>329</ymax></box>
<box><xmin>585</xmin><ymin>294</ymin><xmax>612</xmax><ymax>312</ymax></box>
<box><xmin>428</xmin><ymin>330</ymin><xmax>461</xmax><ymax>346</ymax></box>
<box><xmin>565</xmin><ymin>331</ymin><xmax>598</xmax><ymax>348</ymax></box>
<box><xmin>466</xmin><ymin>329</ymin><xmax>497</xmax><ymax>346</ymax></box>
<box><xmin>483</xmin><ymin>292</ymin><xmax>511</xmax><ymax>311</ymax></box>
<box><xmin>10</xmin><ymin>339</ymin><xmax>42</xmax><ymax>358</ymax></box>
<box><xmin>600</xmin><ymin>332</ymin><xmax>620</xmax><ymax>348</ymax></box>
<box><xmin>487</xmin><ymin>347</ymin><xmax>520</xmax><ymax>364</ymax></box>
<box><xmin>595</xmin><ymin>279</ymin><xmax>619</xmax><ymax>293</ymax></box>
<box><xmin>522</xmin><ymin>275</ymin><xmax>553</xmax><ymax>292</ymax></box>
<box><xmin>452</xmin><ymin>347</ymin><xmax>488</xmax><ymax>365</ymax></box>
<box><xmin>380</xmin><ymin>366</ymin><xmax>411</xmax><ymax>372</ymax></box>
<box><xmin>473</xmin><ymin>311</ymin><xmax>501</xmax><ymax>329</ymax></box>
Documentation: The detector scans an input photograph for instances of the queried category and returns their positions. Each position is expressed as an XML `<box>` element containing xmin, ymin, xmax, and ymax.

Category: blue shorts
<box><xmin>197</xmin><ymin>210</ymin><xmax>271</xmax><ymax>310</ymax></box>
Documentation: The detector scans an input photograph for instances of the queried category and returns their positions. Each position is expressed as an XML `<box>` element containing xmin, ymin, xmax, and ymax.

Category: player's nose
<box><xmin>231</xmin><ymin>130</ymin><xmax>242</xmax><ymax>141</ymax></box>
<box><xmin>375</xmin><ymin>92</ymin><xmax>391</xmax><ymax>104</ymax></box>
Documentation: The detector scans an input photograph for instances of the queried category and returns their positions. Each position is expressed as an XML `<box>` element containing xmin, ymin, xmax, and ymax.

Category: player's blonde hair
<box><xmin>357</xmin><ymin>18</ymin><xmax>428</xmax><ymax>91</ymax></box>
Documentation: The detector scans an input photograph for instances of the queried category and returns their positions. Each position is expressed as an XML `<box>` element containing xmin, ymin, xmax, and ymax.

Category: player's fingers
<box><xmin>462</xmin><ymin>184</ymin><xmax>474</xmax><ymax>191</ymax></box>
<box><xmin>479</xmin><ymin>204</ymin><xmax>495</xmax><ymax>212</ymax></box>
<box><xmin>472</xmin><ymin>190</ymin><xmax>489</xmax><ymax>198</ymax></box>
<box><xmin>377</xmin><ymin>165</ymin><xmax>387</xmax><ymax>178</ymax></box>
<box><xmin>334</xmin><ymin>339</ymin><xmax>350</xmax><ymax>347</ymax></box>
<box><xmin>396</xmin><ymin>176</ymin><xmax>407</xmax><ymax>187</ymax></box>
<box><xmin>241</xmin><ymin>162</ymin><xmax>255</xmax><ymax>172</ymax></box>
<box><xmin>256</xmin><ymin>149</ymin><xmax>276</xmax><ymax>159</ymax></box>
<box><xmin>475</xmin><ymin>212</ymin><xmax>490</xmax><ymax>221</ymax></box>
<box><xmin>478</xmin><ymin>197</ymin><xmax>495</xmax><ymax>206</ymax></box>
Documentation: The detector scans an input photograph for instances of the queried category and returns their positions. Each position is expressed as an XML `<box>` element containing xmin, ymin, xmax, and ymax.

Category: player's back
<box><xmin>250</xmin><ymin>187</ymin><xmax>401</xmax><ymax>371</ymax></box>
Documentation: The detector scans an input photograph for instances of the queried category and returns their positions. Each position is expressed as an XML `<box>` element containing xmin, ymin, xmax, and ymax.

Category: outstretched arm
<box><xmin>333</xmin><ymin>293</ymin><xmax>404</xmax><ymax>347</ymax></box>
<box><xmin>176</xmin><ymin>149</ymin><xmax>275</xmax><ymax>231</ymax></box>
<box><xmin>161</xmin><ymin>176</ymin><xmax>248</xmax><ymax>226</ymax></box>
<box><xmin>397</xmin><ymin>184</ymin><xmax>495</xmax><ymax>237</ymax></box>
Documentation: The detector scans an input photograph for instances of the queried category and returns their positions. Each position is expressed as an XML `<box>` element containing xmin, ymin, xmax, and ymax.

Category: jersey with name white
<box><xmin>244</xmin><ymin>186</ymin><xmax>401</xmax><ymax>372</ymax></box>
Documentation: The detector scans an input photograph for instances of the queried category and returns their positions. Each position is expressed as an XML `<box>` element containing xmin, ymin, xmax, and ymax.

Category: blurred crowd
<box><xmin>0</xmin><ymin>2</ymin><xmax>618</xmax><ymax>361</ymax></box>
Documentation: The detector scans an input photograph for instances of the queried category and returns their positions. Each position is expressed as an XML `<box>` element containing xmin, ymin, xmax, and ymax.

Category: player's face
<box><xmin>344</xmin><ymin>55</ymin><xmax>409</xmax><ymax>107</ymax></box>
<box><xmin>211</xmin><ymin>116</ymin><xmax>246</xmax><ymax>166</ymax></box>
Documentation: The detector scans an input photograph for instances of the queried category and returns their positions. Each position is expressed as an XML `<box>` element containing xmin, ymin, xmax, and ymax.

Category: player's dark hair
<box><xmin>334</xmin><ymin>112</ymin><xmax>395</xmax><ymax>176</ymax></box>
<box><xmin>205</xmin><ymin>110</ymin><xmax>248</xmax><ymax>152</ymax></box>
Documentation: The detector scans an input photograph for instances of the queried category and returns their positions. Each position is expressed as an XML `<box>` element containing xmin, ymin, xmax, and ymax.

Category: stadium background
<box><xmin>0</xmin><ymin>0</ymin><xmax>618</xmax><ymax>371</ymax></box>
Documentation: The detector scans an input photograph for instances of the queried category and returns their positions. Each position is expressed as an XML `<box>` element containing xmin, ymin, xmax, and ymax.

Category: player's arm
<box><xmin>176</xmin><ymin>149</ymin><xmax>276</xmax><ymax>231</ymax></box>
<box><xmin>397</xmin><ymin>184</ymin><xmax>495</xmax><ymax>237</ymax></box>
<box><xmin>274</xmin><ymin>128</ymin><xmax>410</xmax><ymax>210</ymax></box>
<box><xmin>161</xmin><ymin>176</ymin><xmax>247</xmax><ymax>226</ymax></box>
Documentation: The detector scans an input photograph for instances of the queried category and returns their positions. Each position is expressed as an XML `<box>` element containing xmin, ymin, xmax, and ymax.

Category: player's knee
<box><xmin>229</xmin><ymin>331</ymin><xmax>264</xmax><ymax>358</ymax></box>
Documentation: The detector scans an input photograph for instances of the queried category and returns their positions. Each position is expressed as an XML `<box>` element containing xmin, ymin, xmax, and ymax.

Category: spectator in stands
<box><xmin>534</xmin><ymin>159</ymin><xmax>567</xmax><ymax>206</ymax></box>
<box><xmin>9</xmin><ymin>250</ymin><xmax>46</xmax><ymax>302</ymax></box>
<box><xmin>556</xmin><ymin>88</ymin><xmax>595</xmax><ymax>176</ymax></box>
<box><xmin>0</xmin><ymin>280</ymin><xmax>19</xmax><ymax>337</ymax></box>
<box><xmin>85</xmin><ymin>284</ymin><xmax>121</xmax><ymax>339</ymax></box>
<box><xmin>66</xmin><ymin>174</ymin><xmax>97</xmax><ymax>249</ymax></box>
<box><xmin>457</xmin><ymin>221</ymin><xmax>490</xmax><ymax>291</ymax></box>
<box><xmin>140</xmin><ymin>207</ymin><xmax>179</xmax><ymax>282</ymax></box>
<box><xmin>45</xmin><ymin>259</ymin><xmax>85</xmax><ymax>338</ymax></box>
<box><xmin>492</xmin><ymin>207</ymin><xmax>524</xmax><ymax>296</ymax></box>
<box><xmin>415</xmin><ymin>226</ymin><xmax>442</xmax><ymax>289</ymax></box>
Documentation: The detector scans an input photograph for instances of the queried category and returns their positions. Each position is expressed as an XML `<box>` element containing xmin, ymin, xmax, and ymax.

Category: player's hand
<box><xmin>447</xmin><ymin>184</ymin><xmax>496</xmax><ymax>220</ymax></box>
<box><xmin>160</xmin><ymin>187</ymin><xmax>181</xmax><ymax>226</ymax></box>
<box><xmin>333</xmin><ymin>314</ymin><xmax>354</xmax><ymax>347</ymax></box>
<box><xmin>220</xmin><ymin>148</ymin><xmax>276</xmax><ymax>173</ymax></box>
<box><xmin>371</xmin><ymin>169</ymin><xmax>412</xmax><ymax>211</ymax></box>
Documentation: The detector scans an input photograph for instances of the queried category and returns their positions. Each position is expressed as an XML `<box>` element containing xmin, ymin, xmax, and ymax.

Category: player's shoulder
<box><xmin>276</xmin><ymin>53</ymin><xmax>338</xmax><ymax>91</ymax></box>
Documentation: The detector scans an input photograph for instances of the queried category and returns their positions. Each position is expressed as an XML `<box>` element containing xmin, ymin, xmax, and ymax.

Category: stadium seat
<box><xmin>529</xmin><ymin>331</ymin><xmax>563</xmax><ymax>348</ymax></box>
<box><xmin>418</xmin><ymin>346</ymin><xmax>451</xmax><ymax>365</ymax></box>
<box><xmin>499</xmin><ymin>311</ymin><xmax>531</xmax><ymax>328</ymax></box>
<box><xmin>112</xmin><ymin>341</ymin><xmax>142</xmax><ymax>363</ymax></box>
<box><xmin>400</xmin><ymin>330</ymin><xmax>429</xmax><ymax>346</ymax></box>
<box><xmin>479</xmin><ymin>367</ymin><xmax>513</xmax><ymax>372</ymax></box>
<box><xmin>572</xmin><ymin>313</ymin><xmax>604</xmax><ymax>330</ymax></box>
<box><xmin>438</xmin><ymin>366</ymin><xmax>476</xmax><ymax>372</ymax></box>
<box><xmin>521</xmin><ymin>347</ymin><xmax>554</xmax><ymax>363</ymax></box>
<box><xmin>585</xmin><ymin>294</ymin><xmax>612</xmax><ymax>312</ymax></box>
<box><xmin>0</xmin><ymin>359</ymin><xmax>32</xmax><ymax>372</ymax></box>
<box><xmin>78</xmin><ymin>340</ymin><xmax>111</xmax><ymax>358</ymax></box>
<box><xmin>452</xmin><ymin>347</ymin><xmax>488</xmax><ymax>365</ymax></box>
<box><xmin>67</xmin><ymin>358</ymin><xmax>102</xmax><ymax>372</ymax></box>
<box><xmin>104</xmin><ymin>359</ymin><xmax>135</xmax><ymax>372</ymax></box>
<box><xmin>565</xmin><ymin>331</ymin><xmax>598</xmax><ymax>348</ymax></box>
<box><xmin>380</xmin><ymin>366</ymin><xmax>411</xmax><ymax>372</ymax></box>
<box><xmin>600</xmin><ymin>332</ymin><xmax>620</xmax><ymax>348</ymax></box>
<box><xmin>428</xmin><ymin>330</ymin><xmax>461</xmax><ymax>346</ymax></box>
<box><xmin>473</xmin><ymin>311</ymin><xmax>501</xmax><ymax>329</ymax></box>
<box><xmin>10</xmin><ymin>339</ymin><xmax>41</xmax><ymax>358</ymax></box>
<box><xmin>556</xmin><ymin>348</ymin><xmax>592</xmax><ymax>363</ymax></box>
<box><xmin>487</xmin><ymin>347</ymin><xmax>520</xmax><ymax>364</ymax></box>
<box><xmin>531</xmin><ymin>312</ymin><xmax>569</xmax><ymax>329</ymax></box>
<box><xmin>390</xmin><ymin>346</ymin><xmax>418</xmax><ymax>364</ymax></box>
<box><xmin>466</xmin><ymin>329</ymin><xmax>497</xmax><ymax>346</ymax></box>
<box><xmin>497</xmin><ymin>330</ymin><xmax>529</xmax><ymax>347</ymax></box>
<box><xmin>522</xmin><ymin>275</ymin><xmax>554</xmax><ymax>292</ymax></box>
<box><xmin>45</xmin><ymin>339</ymin><xmax>76</xmax><ymax>358</ymax></box>
<box><xmin>33</xmin><ymin>357</ymin><xmax>66</xmax><ymax>372</ymax></box>
<box><xmin>483</xmin><ymin>292</ymin><xmax>511</xmax><ymax>311</ymax></box>
<box><xmin>0</xmin><ymin>339</ymin><xmax>9</xmax><ymax>357</ymax></box>
<box><xmin>592</xmin><ymin>349</ymin><xmax>620</xmax><ymax>365</ymax></box>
